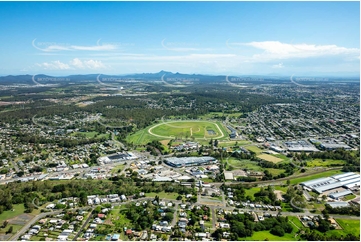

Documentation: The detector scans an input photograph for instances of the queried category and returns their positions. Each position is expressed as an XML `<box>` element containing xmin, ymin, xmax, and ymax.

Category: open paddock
<box><xmin>257</xmin><ymin>154</ymin><xmax>283</xmax><ymax>163</ymax></box>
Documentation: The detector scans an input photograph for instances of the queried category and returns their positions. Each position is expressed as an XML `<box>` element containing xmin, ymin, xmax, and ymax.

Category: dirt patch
<box><xmin>160</xmin><ymin>140</ymin><xmax>170</xmax><ymax>146</ymax></box>
<box><xmin>8</xmin><ymin>214</ymin><xmax>34</xmax><ymax>225</ymax></box>
<box><xmin>257</xmin><ymin>154</ymin><xmax>283</xmax><ymax>163</ymax></box>
<box><xmin>274</xmin><ymin>190</ymin><xmax>284</xmax><ymax>201</ymax></box>
<box><xmin>0</xmin><ymin>233</ymin><xmax>12</xmax><ymax>241</ymax></box>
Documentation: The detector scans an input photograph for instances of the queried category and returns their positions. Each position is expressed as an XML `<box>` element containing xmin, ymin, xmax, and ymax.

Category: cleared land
<box><xmin>257</xmin><ymin>154</ymin><xmax>283</xmax><ymax>163</ymax></box>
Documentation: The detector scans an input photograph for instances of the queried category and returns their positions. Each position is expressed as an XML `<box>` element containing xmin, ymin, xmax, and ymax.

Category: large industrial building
<box><xmin>300</xmin><ymin>172</ymin><xmax>360</xmax><ymax>195</ymax></box>
<box><xmin>164</xmin><ymin>156</ymin><xmax>218</xmax><ymax>168</ymax></box>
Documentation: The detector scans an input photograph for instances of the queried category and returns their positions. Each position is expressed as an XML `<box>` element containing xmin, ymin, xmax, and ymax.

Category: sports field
<box><xmin>127</xmin><ymin>120</ymin><xmax>228</xmax><ymax>145</ymax></box>
<box><xmin>257</xmin><ymin>154</ymin><xmax>283</xmax><ymax>163</ymax></box>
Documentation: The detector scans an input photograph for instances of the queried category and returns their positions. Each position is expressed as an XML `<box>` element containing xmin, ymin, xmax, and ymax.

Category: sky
<box><xmin>0</xmin><ymin>1</ymin><xmax>359</xmax><ymax>76</ymax></box>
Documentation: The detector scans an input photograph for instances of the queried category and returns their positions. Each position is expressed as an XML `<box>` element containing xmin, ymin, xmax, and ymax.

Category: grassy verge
<box><xmin>289</xmin><ymin>170</ymin><xmax>342</xmax><ymax>185</ymax></box>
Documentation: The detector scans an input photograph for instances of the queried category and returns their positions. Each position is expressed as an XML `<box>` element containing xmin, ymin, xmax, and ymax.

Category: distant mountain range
<box><xmin>0</xmin><ymin>71</ymin><xmax>359</xmax><ymax>85</ymax></box>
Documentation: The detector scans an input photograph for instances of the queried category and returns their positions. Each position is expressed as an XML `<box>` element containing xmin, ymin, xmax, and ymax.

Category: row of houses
<box><xmin>87</xmin><ymin>194</ymin><xmax>127</xmax><ymax>205</ymax></box>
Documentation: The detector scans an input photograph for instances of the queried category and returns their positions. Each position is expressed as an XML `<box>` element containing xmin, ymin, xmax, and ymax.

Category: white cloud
<box><xmin>70</xmin><ymin>58</ymin><xmax>84</xmax><ymax>68</ymax></box>
<box><xmin>82</xmin><ymin>59</ymin><xmax>106</xmax><ymax>69</ymax></box>
<box><xmin>228</xmin><ymin>40</ymin><xmax>359</xmax><ymax>61</ymax></box>
<box><xmin>36</xmin><ymin>60</ymin><xmax>71</xmax><ymax>70</ymax></box>
<box><xmin>32</xmin><ymin>39</ymin><xmax>117</xmax><ymax>52</ymax></box>
<box><xmin>272</xmin><ymin>63</ymin><xmax>284</xmax><ymax>68</ymax></box>
<box><xmin>37</xmin><ymin>58</ymin><xmax>106</xmax><ymax>70</ymax></box>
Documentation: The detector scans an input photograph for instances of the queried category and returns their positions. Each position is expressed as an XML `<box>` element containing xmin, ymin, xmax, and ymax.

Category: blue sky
<box><xmin>0</xmin><ymin>1</ymin><xmax>359</xmax><ymax>76</ymax></box>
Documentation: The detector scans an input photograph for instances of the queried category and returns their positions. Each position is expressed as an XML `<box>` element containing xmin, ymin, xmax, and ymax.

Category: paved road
<box><xmin>9</xmin><ymin>210</ymin><xmax>63</xmax><ymax>241</ymax></box>
<box><xmin>211</xmin><ymin>207</ymin><xmax>216</xmax><ymax>229</ymax></box>
<box><xmin>171</xmin><ymin>203</ymin><xmax>179</xmax><ymax>227</ymax></box>
<box><xmin>73</xmin><ymin>207</ymin><xmax>94</xmax><ymax>240</ymax></box>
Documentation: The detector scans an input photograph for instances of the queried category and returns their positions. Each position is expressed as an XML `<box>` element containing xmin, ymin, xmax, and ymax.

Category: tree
<box><xmin>270</xmin><ymin>225</ymin><xmax>285</xmax><ymax>236</ymax></box>
<box><xmin>6</xmin><ymin>226</ymin><xmax>13</xmax><ymax>234</ymax></box>
<box><xmin>2</xmin><ymin>220</ymin><xmax>8</xmax><ymax>228</ymax></box>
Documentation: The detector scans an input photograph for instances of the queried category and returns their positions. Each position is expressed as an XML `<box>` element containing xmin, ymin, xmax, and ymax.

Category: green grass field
<box><xmin>0</xmin><ymin>224</ymin><xmax>23</xmax><ymax>235</ymax></box>
<box><xmin>289</xmin><ymin>170</ymin><xmax>343</xmax><ymax>185</ymax></box>
<box><xmin>333</xmin><ymin>219</ymin><xmax>360</xmax><ymax>237</ymax></box>
<box><xmin>288</xmin><ymin>216</ymin><xmax>304</xmax><ymax>229</ymax></box>
<box><xmin>110</xmin><ymin>164</ymin><xmax>125</xmax><ymax>174</ymax></box>
<box><xmin>127</xmin><ymin>129</ymin><xmax>164</xmax><ymax>145</ymax></box>
<box><xmin>0</xmin><ymin>204</ymin><xmax>25</xmax><ymax>221</ymax></box>
<box><xmin>227</xmin><ymin>158</ymin><xmax>263</xmax><ymax>171</ymax></box>
<box><xmin>127</xmin><ymin>120</ymin><xmax>229</xmax><ymax>145</ymax></box>
<box><xmin>244</xmin><ymin>187</ymin><xmax>261</xmax><ymax>199</ymax></box>
<box><xmin>244</xmin><ymin>229</ymin><xmax>298</xmax><ymax>241</ymax></box>
<box><xmin>218</xmin><ymin>140</ymin><xmax>252</xmax><ymax>147</ymax></box>
<box><xmin>257</xmin><ymin>154</ymin><xmax>283</xmax><ymax>163</ymax></box>
<box><xmin>145</xmin><ymin>192</ymin><xmax>179</xmax><ymax>200</ymax></box>
<box><xmin>266</xmin><ymin>168</ymin><xmax>286</xmax><ymax>176</ymax></box>
<box><xmin>273</xmin><ymin>185</ymin><xmax>288</xmax><ymax>193</ymax></box>
<box><xmin>343</xmin><ymin>194</ymin><xmax>356</xmax><ymax>201</ymax></box>
<box><xmin>244</xmin><ymin>145</ymin><xmax>263</xmax><ymax>154</ymax></box>
<box><xmin>150</xmin><ymin>121</ymin><xmax>225</xmax><ymax>139</ymax></box>
<box><xmin>306</xmin><ymin>159</ymin><xmax>346</xmax><ymax>167</ymax></box>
